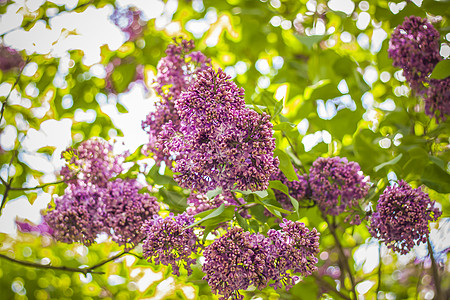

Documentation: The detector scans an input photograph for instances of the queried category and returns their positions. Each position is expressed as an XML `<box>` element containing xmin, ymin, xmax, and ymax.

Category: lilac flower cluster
<box><xmin>142</xmin><ymin>213</ymin><xmax>199</xmax><ymax>276</ymax></box>
<box><xmin>110</xmin><ymin>6</ymin><xmax>145</xmax><ymax>41</ymax></box>
<box><xmin>202</xmin><ymin>220</ymin><xmax>319</xmax><ymax>300</ymax></box>
<box><xmin>425</xmin><ymin>78</ymin><xmax>450</xmax><ymax>122</ymax></box>
<box><xmin>270</xmin><ymin>169</ymin><xmax>310</xmax><ymax>210</ymax></box>
<box><xmin>0</xmin><ymin>45</ymin><xmax>24</xmax><ymax>71</ymax></box>
<box><xmin>368</xmin><ymin>180</ymin><xmax>441</xmax><ymax>254</ymax></box>
<box><xmin>187</xmin><ymin>191</ymin><xmax>241</xmax><ymax>215</ymax></box>
<box><xmin>308</xmin><ymin>157</ymin><xmax>369</xmax><ymax>218</ymax></box>
<box><xmin>166</xmin><ymin>67</ymin><xmax>279</xmax><ymax>192</ymax></box>
<box><xmin>142</xmin><ymin>39</ymin><xmax>209</xmax><ymax>165</ymax></box>
<box><xmin>388</xmin><ymin>16</ymin><xmax>449</xmax><ymax>121</ymax></box>
<box><xmin>388</xmin><ymin>16</ymin><xmax>441</xmax><ymax>92</ymax></box>
<box><xmin>46</xmin><ymin>138</ymin><xmax>159</xmax><ymax>246</ymax></box>
<box><xmin>60</xmin><ymin>138</ymin><xmax>123</xmax><ymax>186</ymax></box>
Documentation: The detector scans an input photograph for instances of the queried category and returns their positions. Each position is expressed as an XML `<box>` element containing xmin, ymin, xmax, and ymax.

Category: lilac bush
<box><xmin>388</xmin><ymin>16</ymin><xmax>441</xmax><ymax>92</ymax></box>
<box><xmin>369</xmin><ymin>180</ymin><xmax>442</xmax><ymax>254</ymax></box>
<box><xmin>425</xmin><ymin>78</ymin><xmax>450</xmax><ymax>122</ymax></box>
<box><xmin>309</xmin><ymin>157</ymin><xmax>369</xmax><ymax>218</ymax></box>
<box><xmin>141</xmin><ymin>213</ymin><xmax>199</xmax><ymax>276</ymax></box>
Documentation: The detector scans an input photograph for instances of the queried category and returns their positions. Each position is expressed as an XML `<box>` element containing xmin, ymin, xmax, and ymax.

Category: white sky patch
<box><xmin>328</xmin><ymin>0</ymin><xmax>355</xmax><ymax>15</ymax></box>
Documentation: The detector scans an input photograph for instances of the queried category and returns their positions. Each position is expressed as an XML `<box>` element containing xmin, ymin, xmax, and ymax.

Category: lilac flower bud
<box><xmin>142</xmin><ymin>213</ymin><xmax>199</xmax><ymax>276</ymax></box>
<box><xmin>368</xmin><ymin>180</ymin><xmax>441</xmax><ymax>254</ymax></box>
<box><xmin>308</xmin><ymin>157</ymin><xmax>369</xmax><ymax>217</ymax></box>
<box><xmin>388</xmin><ymin>16</ymin><xmax>441</xmax><ymax>92</ymax></box>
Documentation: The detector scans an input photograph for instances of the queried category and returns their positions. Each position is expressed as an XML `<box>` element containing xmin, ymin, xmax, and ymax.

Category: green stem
<box><xmin>376</xmin><ymin>242</ymin><xmax>382</xmax><ymax>297</ymax></box>
<box><xmin>312</xmin><ymin>274</ymin><xmax>352</xmax><ymax>300</ymax></box>
<box><xmin>324</xmin><ymin>215</ymin><xmax>357</xmax><ymax>299</ymax></box>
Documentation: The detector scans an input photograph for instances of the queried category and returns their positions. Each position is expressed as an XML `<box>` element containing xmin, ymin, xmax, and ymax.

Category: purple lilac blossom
<box><xmin>270</xmin><ymin>169</ymin><xmax>310</xmax><ymax>210</ymax></box>
<box><xmin>368</xmin><ymin>180</ymin><xmax>441</xmax><ymax>254</ymax></box>
<box><xmin>424</xmin><ymin>78</ymin><xmax>450</xmax><ymax>122</ymax></box>
<box><xmin>308</xmin><ymin>157</ymin><xmax>369</xmax><ymax>218</ymax></box>
<box><xmin>16</xmin><ymin>219</ymin><xmax>53</xmax><ymax>236</ymax></box>
<box><xmin>44</xmin><ymin>182</ymin><xmax>107</xmax><ymax>246</ymax></box>
<box><xmin>141</xmin><ymin>39</ymin><xmax>209</xmax><ymax>165</ymax></box>
<box><xmin>202</xmin><ymin>227</ymin><xmax>275</xmax><ymax>300</ymax></box>
<box><xmin>60</xmin><ymin>138</ymin><xmax>123</xmax><ymax>187</ymax></box>
<box><xmin>0</xmin><ymin>46</ymin><xmax>24</xmax><ymax>71</ymax></box>
<box><xmin>168</xmin><ymin>67</ymin><xmax>279</xmax><ymax>192</ymax></box>
<box><xmin>388</xmin><ymin>16</ymin><xmax>441</xmax><ymax>92</ymax></box>
<box><xmin>110</xmin><ymin>6</ymin><xmax>145</xmax><ymax>41</ymax></box>
<box><xmin>202</xmin><ymin>222</ymin><xmax>320</xmax><ymax>299</ymax></box>
<box><xmin>267</xmin><ymin>219</ymin><xmax>320</xmax><ymax>289</ymax></box>
<box><xmin>142</xmin><ymin>213</ymin><xmax>199</xmax><ymax>276</ymax></box>
<box><xmin>102</xmin><ymin>179</ymin><xmax>160</xmax><ymax>247</ymax></box>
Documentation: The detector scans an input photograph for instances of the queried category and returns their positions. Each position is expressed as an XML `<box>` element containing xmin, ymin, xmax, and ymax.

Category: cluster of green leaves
<box><xmin>0</xmin><ymin>0</ymin><xmax>449</xmax><ymax>299</ymax></box>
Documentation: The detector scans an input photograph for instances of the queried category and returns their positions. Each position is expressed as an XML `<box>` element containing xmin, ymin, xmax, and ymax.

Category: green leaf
<box><xmin>295</xmin><ymin>34</ymin><xmax>327</xmax><ymax>50</ymax></box>
<box><xmin>116</xmin><ymin>102</ymin><xmax>129</xmax><ymax>113</ymax></box>
<box><xmin>234</xmin><ymin>189</ymin><xmax>268</xmax><ymax>198</ymax></box>
<box><xmin>111</xmin><ymin>63</ymin><xmax>136</xmax><ymax>93</ymax></box>
<box><xmin>273</xmin><ymin>99</ymin><xmax>283</xmax><ymax>119</ymax></box>
<box><xmin>430</xmin><ymin>60</ymin><xmax>450</xmax><ymax>80</ymax></box>
<box><xmin>146</xmin><ymin>164</ymin><xmax>176</xmax><ymax>185</ymax></box>
<box><xmin>124</xmin><ymin>145</ymin><xmax>145</xmax><ymax>162</ymax></box>
<box><xmin>37</xmin><ymin>146</ymin><xmax>56</xmax><ymax>156</ymax></box>
<box><xmin>274</xmin><ymin>149</ymin><xmax>299</xmax><ymax>181</ymax></box>
<box><xmin>159</xmin><ymin>189</ymin><xmax>187</xmax><ymax>211</ymax></box>
<box><xmin>206</xmin><ymin>187</ymin><xmax>223</xmax><ymax>199</ymax></box>
<box><xmin>273</xmin><ymin>122</ymin><xmax>296</xmax><ymax>132</ymax></box>
<box><xmin>186</xmin><ymin>204</ymin><xmax>226</xmax><ymax>228</ymax></box>
<box><xmin>421</xmin><ymin>162</ymin><xmax>450</xmax><ymax>193</ymax></box>
<box><xmin>234</xmin><ymin>210</ymin><xmax>249</xmax><ymax>231</ymax></box>
<box><xmin>373</xmin><ymin>154</ymin><xmax>403</xmax><ymax>173</ymax></box>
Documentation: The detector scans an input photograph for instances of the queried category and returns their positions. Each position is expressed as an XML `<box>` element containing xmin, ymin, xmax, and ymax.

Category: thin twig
<box><xmin>8</xmin><ymin>179</ymin><xmax>66</xmax><ymax>191</ymax></box>
<box><xmin>0</xmin><ymin>250</ymin><xmax>131</xmax><ymax>275</ymax></box>
<box><xmin>324</xmin><ymin>215</ymin><xmax>357</xmax><ymax>299</ymax></box>
<box><xmin>0</xmin><ymin>57</ymin><xmax>30</xmax><ymax>124</ymax></box>
<box><xmin>427</xmin><ymin>235</ymin><xmax>442</xmax><ymax>300</ymax></box>
<box><xmin>312</xmin><ymin>273</ymin><xmax>351</xmax><ymax>300</ymax></box>
<box><xmin>376</xmin><ymin>241</ymin><xmax>382</xmax><ymax>296</ymax></box>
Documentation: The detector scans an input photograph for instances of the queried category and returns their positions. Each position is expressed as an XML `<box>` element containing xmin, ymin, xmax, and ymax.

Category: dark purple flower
<box><xmin>267</xmin><ymin>219</ymin><xmax>320</xmax><ymax>289</ymax></box>
<box><xmin>60</xmin><ymin>138</ymin><xmax>123</xmax><ymax>187</ymax></box>
<box><xmin>388</xmin><ymin>16</ymin><xmax>441</xmax><ymax>92</ymax></box>
<box><xmin>0</xmin><ymin>46</ymin><xmax>24</xmax><ymax>72</ymax></box>
<box><xmin>424</xmin><ymin>77</ymin><xmax>450</xmax><ymax>122</ymax></box>
<box><xmin>142</xmin><ymin>213</ymin><xmax>199</xmax><ymax>276</ymax></box>
<box><xmin>44</xmin><ymin>183</ymin><xmax>107</xmax><ymax>245</ymax></box>
<box><xmin>202</xmin><ymin>227</ymin><xmax>274</xmax><ymax>300</ymax></box>
<box><xmin>368</xmin><ymin>180</ymin><xmax>441</xmax><ymax>254</ymax></box>
<box><xmin>168</xmin><ymin>67</ymin><xmax>279</xmax><ymax>193</ymax></box>
<box><xmin>141</xmin><ymin>39</ymin><xmax>209</xmax><ymax>166</ymax></box>
<box><xmin>102</xmin><ymin>179</ymin><xmax>160</xmax><ymax>247</ymax></box>
<box><xmin>309</xmin><ymin>157</ymin><xmax>369</xmax><ymax>218</ymax></box>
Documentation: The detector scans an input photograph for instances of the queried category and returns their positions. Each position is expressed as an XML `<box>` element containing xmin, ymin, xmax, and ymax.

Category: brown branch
<box><xmin>0</xmin><ymin>57</ymin><xmax>30</xmax><ymax>124</ymax></box>
<box><xmin>427</xmin><ymin>235</ymin><xmax>442</xmax><ymax>300</ymax></box>
<box><xmin>312</xmin><ymin>273</ymin><xmax>351</xmax><ymax>300</ymax></box>
<box><xmin>0</xmin><ymin>250</ymin><xmax>131</xmax><ymax>275</ymax></box>
<box><xmin>324</xmin><ymin>214</ymin><xmax>357</xmax><ymax>299</ymax></box>
<box><xmin>8</xmin><ymin>179</ymin><xmax>66</xmax><ymax>191</ymax></box>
